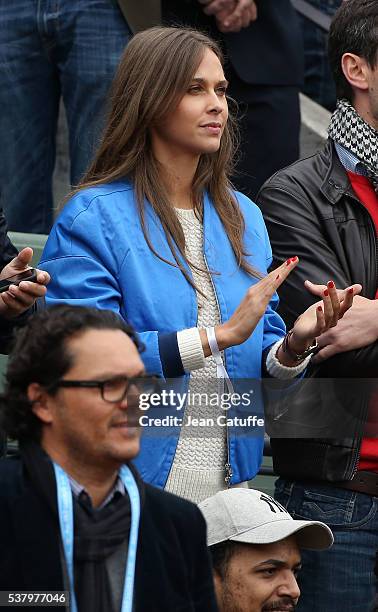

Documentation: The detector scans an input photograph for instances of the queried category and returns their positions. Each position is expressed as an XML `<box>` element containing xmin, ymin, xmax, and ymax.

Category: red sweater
<box><xmin>347</xmin><ymin>171</ymin><xmax>378</xmax><ymax>472</ymax></box>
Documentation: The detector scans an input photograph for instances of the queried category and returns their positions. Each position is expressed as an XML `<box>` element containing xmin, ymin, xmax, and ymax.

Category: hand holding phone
<box><xmin>0</xmin><ymin>268</ymin><xmax>38</xmax><ymax>293</ymax></box>
<box><xmin>0</xmin><ymin>248</ymin><xmax>50</xmax><ymax>319</ymax></box>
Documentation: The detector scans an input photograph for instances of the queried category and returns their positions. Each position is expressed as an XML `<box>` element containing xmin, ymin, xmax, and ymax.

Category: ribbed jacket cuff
<box><xmin>177</xmin><ymin>328</ymin><xmax>206</xmax><ymax>372</ymax></box>
<box><xmin>158</xmin><ymin>332</ymin><xmax>185</xmax><ymax>378</ymax></box>
<box><xmin>266</xmin><ymin>339</ymin><xmax>310</xmax><ymax>379</ymax></box>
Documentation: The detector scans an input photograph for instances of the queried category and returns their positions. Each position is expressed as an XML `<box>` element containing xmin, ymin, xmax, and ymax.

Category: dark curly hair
<box><xmin>0</xmin><ymin>305</ymin><xmax>142</xmax><ymax>443</ymax></box>
<box><xmin>329</xmin><ymin>0</ymin><xmax>378</xmax><ymax>101</ymax></box>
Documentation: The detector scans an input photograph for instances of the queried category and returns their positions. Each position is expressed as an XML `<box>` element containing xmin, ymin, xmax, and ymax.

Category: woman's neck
<box><xmin>154</xmin><ymin>146</ymin><xmax>199</xmax><ymax>209</ymax></box>
<box><xmin>168</xmin><ymin>187</ymin><xmax>193</xmax><ymax>210</ymax></box>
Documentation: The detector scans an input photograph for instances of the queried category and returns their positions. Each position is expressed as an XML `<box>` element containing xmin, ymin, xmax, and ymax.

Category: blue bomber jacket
<box><xmin>40</xmin><ymin>182</ymin><xmax>286</xmax><ymax>486</ymax></box>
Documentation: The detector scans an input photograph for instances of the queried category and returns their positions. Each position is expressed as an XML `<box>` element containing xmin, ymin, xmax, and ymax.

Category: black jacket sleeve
<box><xmin>0</xmin><ymin>208</ymin><xmax>18</xmax><ymax>270</ymax></box>
<box><xmin>258</xmin><ymin>182</ymin><xmax>378</xmax><ymax>377</ymax></box>
<box><xmin>189</xmin><ymin>506</ymin><xmax>219</xmax><ymax>611</ymax></box>
<box><xmin>136</xmin><ymin>485</ymin><xmax>218</xmax><ymax>611</ymax></box>
<box><xmin>0</xmin><ymin>208</ymin><xmax>34</xmax><ymax>354</ymax></box>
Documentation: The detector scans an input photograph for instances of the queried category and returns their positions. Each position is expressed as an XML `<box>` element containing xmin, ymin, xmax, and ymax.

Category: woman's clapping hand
<box><xmin>201</xmin><ymin>258</ymin><xmax>360</xmax><ymax>365</ymax></box>
<box><xmin>286</xmin><ymin>280</ymin><xmax>362</xmax><ymax>356</ymax></box>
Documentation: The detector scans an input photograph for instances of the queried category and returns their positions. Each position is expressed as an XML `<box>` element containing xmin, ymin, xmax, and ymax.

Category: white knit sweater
<box><xmin>164</xmin><ymin>208</ymin><xmax>309</xmax><ymax>504</ymax></box>
<box><xmin>165</xmin><ymin>208</ymin><xmax>228</xmax><ymax>503</ymax></box>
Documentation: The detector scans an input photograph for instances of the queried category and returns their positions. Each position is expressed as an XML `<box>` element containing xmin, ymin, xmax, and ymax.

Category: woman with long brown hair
<box><xmin>40</xmin><ymin>27</ymin><xmax>354</xmax><ymax>503</ymax></box>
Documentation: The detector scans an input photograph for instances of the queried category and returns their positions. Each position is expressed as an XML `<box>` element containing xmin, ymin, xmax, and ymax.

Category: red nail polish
<box><xmin>324</xmin><ymin>289</ymin><xmax>329</xmax><ymax>297</ymax></box>
<box><xmin>317</xmin><ymin>306</ymin><xmax>323</xmax><ymax>312</ymax></box>
<box><xmin>348</xmin><ymin>288</ymin><xmax>354</xmax><ymax>294</ymax></box>
<box><xmin>286</xmin><ymin>259</ymin><xmax>291</xmax><ymax>266</ymax></box>
<box><xmin>327</xmin><ymin>280</ymin><xmax>335</xmax><ymax>288</ymax></box>
<box><xmin>291</xmin><ymin>257</ymin><xmax>297</xmax><ymax>262</ymax></box>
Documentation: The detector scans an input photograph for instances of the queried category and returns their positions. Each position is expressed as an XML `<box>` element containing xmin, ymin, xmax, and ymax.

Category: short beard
<box><xmin>219</xmin><ymin>590</ymin><xmax>296</xmax><ymax>612</ymax></box>
<box><xmin>218</xmin><ymin>585</ymin><xmax>245</xmax><ymax>612</ymax></box>
<box><xmin>262</xmin><ymin>596</ymin><xmax>297</xmax><ymax>611</ymax></box>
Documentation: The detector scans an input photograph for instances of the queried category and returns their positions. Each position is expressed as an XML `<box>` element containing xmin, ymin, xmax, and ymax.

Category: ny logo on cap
<box><xmin>260</xmin><ymin>493</ymin><xmax>287</xmax><ymax>514</ymax></box>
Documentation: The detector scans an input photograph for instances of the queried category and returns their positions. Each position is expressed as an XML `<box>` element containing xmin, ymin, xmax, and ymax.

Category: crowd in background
<box><xmin>0</xmin><ymin>0</ymin><xmax>341</xmax><ymax>235</ymax></box>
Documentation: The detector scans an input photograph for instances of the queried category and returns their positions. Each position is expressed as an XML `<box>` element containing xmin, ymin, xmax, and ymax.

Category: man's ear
<box><xmin>28</xmin><ymin>383</ymin><xmax>54</xmax><ymax>424</ymax></box>
<box><xmin>341</xmin><ymin>53</ymin><xmax>370</xmax><ymax>93</ymax></box>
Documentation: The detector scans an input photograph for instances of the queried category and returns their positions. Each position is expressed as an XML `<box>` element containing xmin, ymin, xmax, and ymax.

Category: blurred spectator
<box><xmin>298</xmin><ymin>0</ymin><xmax>342</xmax><ymax>110</ymax></box>
<box><xmin>258</xmin><ymin>0</ymin><xmax>378</xmax><ymax>609</ymax></box>
<box><xmin>162</xmin><ymin>0</ymin><xmax>304</xmax><ymax>200</ymax></box>
<box><xmin>0</xmin><ymin>1</ymin><xmax>131</xmax><ymax>234</ymax></box>
<box><xmin>199</xmin><ymin>489</ymin><xmax>333</xmax><ymax>612</ymax></box>
<box><xmin>0</xmin><ymin>305</ymin><xmax>218</xmax><ymax>611</ymax></box>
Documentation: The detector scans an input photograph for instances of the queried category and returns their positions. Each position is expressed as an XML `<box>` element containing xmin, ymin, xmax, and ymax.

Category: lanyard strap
<box><xmin>119</xmin><ymin>465</ymin><xmax>140</xmax><ymax>611</ymax></box>
<box><xmin>206</xmin><ymin>326</ymin><xmax>234</xmax><ymax>394</ymax></box>
<box><xmin>53</xmin><ymin>463</ymin><xmax>140</xmax><ymax>612</ymax></box>
<box><xmin>54</xmin><ymin>463</ymin><xmax>77</xmax><ymax>612</ymax></box>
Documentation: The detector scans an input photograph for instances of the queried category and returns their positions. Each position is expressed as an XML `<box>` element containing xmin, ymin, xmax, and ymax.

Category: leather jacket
<box><xmin>257</xmin><ymin>140</ymin><xmax>378</xmax><ymax>482</ymax></box>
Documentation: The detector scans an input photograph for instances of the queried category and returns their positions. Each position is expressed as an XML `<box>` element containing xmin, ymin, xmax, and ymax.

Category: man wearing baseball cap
<box><xmin>199</xmin><ymin>489</ymin><xmax>334</xmax><ymax>612</ymax></box>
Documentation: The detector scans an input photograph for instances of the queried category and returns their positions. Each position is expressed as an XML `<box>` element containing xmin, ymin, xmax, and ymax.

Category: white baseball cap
<box><xmin>199</xmin><ymin>488</ymin><xmax>334</xmax><ymax>550</ymax></box>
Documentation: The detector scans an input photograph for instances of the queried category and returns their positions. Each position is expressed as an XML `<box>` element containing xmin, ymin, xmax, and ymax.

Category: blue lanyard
<box><xmin>53</xmin><ymin>462</ymin><xmax>141</xmax><ymax>612</ymax></box>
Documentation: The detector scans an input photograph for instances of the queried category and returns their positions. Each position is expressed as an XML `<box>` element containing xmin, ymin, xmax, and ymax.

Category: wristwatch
<box><xmin>282</xmin><ymin>330</ymin><xmax>319</xmax><ymax>362</ymax></box>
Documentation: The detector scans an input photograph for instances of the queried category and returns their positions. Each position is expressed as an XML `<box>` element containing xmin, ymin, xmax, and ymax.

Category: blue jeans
<box><xmin>298</xmin><ymin>0</ymin><xmax>342</xmax><ymax>110</ymax></box>
<box><xmin>275</xmin><ymin>478</ymin><xmax>378</xmax><ymax>611</ymax></box>
<box><xmin>0</xmin><ymin>0</ymin><xmax>130</xmax><ymax>233</ymax></box>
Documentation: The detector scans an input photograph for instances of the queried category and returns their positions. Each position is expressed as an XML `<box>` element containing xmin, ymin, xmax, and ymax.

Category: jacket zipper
<box><xmin>202</xmin><ymin>250</ymin><xmax>233</xmax><ymax>487</ymax></box>
<box><xmin>350</xmin><ymin>440</ymin><xmax>362</xmax><ymax>479</ymax></box>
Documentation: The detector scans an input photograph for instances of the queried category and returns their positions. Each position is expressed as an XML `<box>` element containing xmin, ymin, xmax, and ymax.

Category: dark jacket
<box><xmin>162</xmin><ymin>0</ymin><xmax>303</xmax><ymax>86</ymax></box>
<box><xmin>257</xmin><ymin>140</ymin><xmax>378</xmax><ymax>482</ymax></box>
<box><xmin>0</xmin><ymin>209</ymin><xmax>25</xmax><ymax>353</ymax></box>
<box><xmin>0</xmin><ymin>208</ymin><xmax>17</xmax><ymax>267</ymax></box>
<box><xmin>0</xmin><ymin>453</ymin><xmax>218</xmax><ymax>612</ymax></box>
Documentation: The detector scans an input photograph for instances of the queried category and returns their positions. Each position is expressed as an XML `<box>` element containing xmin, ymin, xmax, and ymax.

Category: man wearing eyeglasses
<box><xmin>0</xmin><ymin>305</ymin><xmax>217</xmax><ymax>612</ymax></box>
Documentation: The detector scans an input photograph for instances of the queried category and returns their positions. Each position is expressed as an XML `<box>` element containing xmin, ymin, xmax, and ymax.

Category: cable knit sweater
<box><xmin>164</xmin><ymin>208</ymin><xmax>309</xmax><ymax>504</ymax></box>
<box><xmin>165</xmin><ymin>208</ymin><xmax>228</xmax><ymax>503</ymax></box>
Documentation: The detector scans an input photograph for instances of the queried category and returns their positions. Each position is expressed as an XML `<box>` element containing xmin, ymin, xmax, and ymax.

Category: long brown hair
<box><xmin>77</xmin><ymin>27</ymin><xmax>259</xmax><ymax>283</ymax></box>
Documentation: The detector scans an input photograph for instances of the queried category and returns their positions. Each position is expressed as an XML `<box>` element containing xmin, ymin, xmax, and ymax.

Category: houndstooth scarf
<box><xmin>328</xmin><ymin>98</ymin><xmax>378</xmax><ymax>191</ymax></box>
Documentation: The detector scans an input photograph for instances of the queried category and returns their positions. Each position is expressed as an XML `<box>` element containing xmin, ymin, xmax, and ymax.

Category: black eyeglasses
<box><xmin>47</xmin><ymin>374</ymin><xmax>161</xmax><ymax>404</ymax></box>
